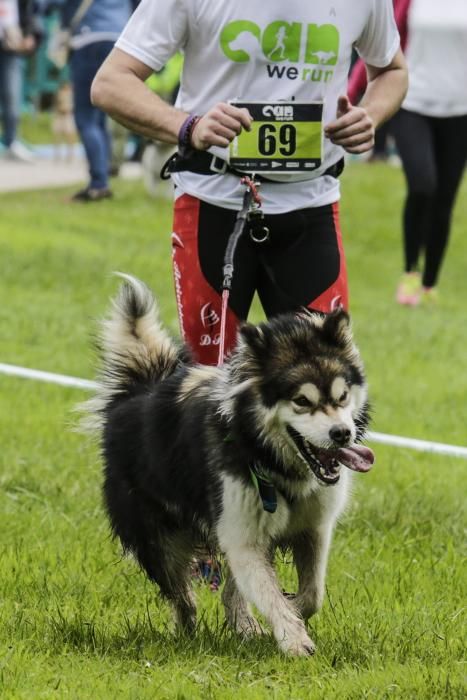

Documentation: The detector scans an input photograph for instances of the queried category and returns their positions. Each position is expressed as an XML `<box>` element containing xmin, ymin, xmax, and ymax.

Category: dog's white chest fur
<box><xmin>288</xmin><ymin>470</ymin><xmax>351</xmax><ymax>535</ymax></box>
<box><xmin>217</xmin><ymin>471</ymin><xmax>350</xmax><ymax>552</ymax></box>
<box><xmin>217</xmin><ymin>475</ymin><xmax>290</xmax><ymax>549</ymax></box>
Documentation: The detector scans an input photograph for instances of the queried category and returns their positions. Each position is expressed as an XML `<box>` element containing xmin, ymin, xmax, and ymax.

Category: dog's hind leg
<box><xmin>222</xmin><ymin>569</ymin><xmax>263</xmax><ymax>636</ymax></box>
<box><xmin>133</xmin><ymin>531</ymin><xmax>197</xmax><ymax>634</ymax></box>
<box><xmin>167</xmin><ymin>586</ymin><xmax>197</xmax><ymax>634</ymax></box>
<box><xmin>106</xmin><ymin>481</ymin><xmax>197</xmax><ymax>633</ymax></box>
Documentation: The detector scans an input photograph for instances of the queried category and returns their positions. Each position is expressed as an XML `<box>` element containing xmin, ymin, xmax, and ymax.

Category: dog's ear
<box><xmin>321</xmin><ymin>309</ymin><xmax>353</xmax><ymax>348</ymax></box>
<box><xmin>239</xmin><ymin>322</ymin><xmax>265</xmax><ymax>352</ymax></box>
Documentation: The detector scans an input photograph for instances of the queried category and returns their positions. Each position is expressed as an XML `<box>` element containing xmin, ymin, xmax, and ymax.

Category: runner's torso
<box><xmin>117</xmin><ymin>0</ymin><xmax>399</xmax><ymax>212</ymax></box>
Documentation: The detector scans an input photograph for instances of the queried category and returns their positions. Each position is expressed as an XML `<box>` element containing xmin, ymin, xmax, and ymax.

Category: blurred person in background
<box><xmin>60</xmin><ymin>0</ymin><xmax>136</xmax><ymax>202</ymax></box>
<box><xmin>0</xmin><ymin>0</ymin><xmax>42</xmax><ymax>161</ymax></box>
<box><xmin>348</xmin><ymin>0</ymin><xmax>410</xmax><ymax>163</ymax></box>
<box><xmin>393</xmin><ymin>0</ymin><xmax>467</xmax><ymax>306</ymax></box>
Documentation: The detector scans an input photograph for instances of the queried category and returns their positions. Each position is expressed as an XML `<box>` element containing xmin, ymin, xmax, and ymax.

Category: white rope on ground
<box><xmin>0</xmin><ymin>362</ymin><xmax>97</xmax><ymax>390</ymax></box>
<box><xmin>1</xmin><ymin>362</ymin><xmax>467</xmax><ymax>459</ymax></box>
<box><xmin>367</xmin><ymin>431</ymin><xmax>467</xmax><ymax>459</ymax></box>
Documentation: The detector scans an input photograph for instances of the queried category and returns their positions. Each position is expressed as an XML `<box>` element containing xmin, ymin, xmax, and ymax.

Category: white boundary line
<box><xmin>367</xmin><ymin>431</ymin><xmax>467</xmax><ymax>459</ymax></box>
<box><xmin>0</xmin><ymin>362</ymin><xmax>97</xmax><ymax>390</ymax></box>
<box><xmin>1</xmin><ymin>362</ymin><xmax>467</xmax><ymax>459</ymax></box>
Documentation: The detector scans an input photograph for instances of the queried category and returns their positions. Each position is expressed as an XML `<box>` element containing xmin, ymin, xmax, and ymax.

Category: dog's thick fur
<box><xmin>87</xmin><ymin>275</ymin><xmax>373</xmax><ymax>656</ymax></box>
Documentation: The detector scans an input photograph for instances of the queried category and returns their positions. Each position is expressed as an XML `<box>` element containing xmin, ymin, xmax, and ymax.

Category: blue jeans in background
<box><xmin>70</xmin><ymin>41</ymin><xmax>114</xmax><ymax>190</ymax></box>
<box><xmin>0</xmin><ymin>48</ymin><xmax>22</xmax><ymax>147</ymax></box>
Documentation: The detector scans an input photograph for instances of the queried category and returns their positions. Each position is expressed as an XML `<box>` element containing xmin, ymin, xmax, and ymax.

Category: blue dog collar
<box><xmin>250</xmin><ymin>464</ymin><xmax>277</xmax><ymax>513</ymax></box>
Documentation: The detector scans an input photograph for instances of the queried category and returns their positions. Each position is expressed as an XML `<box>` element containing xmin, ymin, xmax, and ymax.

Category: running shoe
<box><xmin>396</xmin><ymin>272</ymin><xmax>422</xmax><ymax>306</ymax></box>
<box><xmin>420</xmin><ymin>287</ymin><xmax>439</xmax><ymax>307</ymax></box>
<box><xmin>71</xmin><ymin>187</ymin><xmax>113</xmax><ymax>202</ymax></box>
<box><xmin>192</xmin><ymin>558</ymin><xmax>222</xmax><ymax>592</ymax></box>
<box><xmin>5</xmin><ymin>140</ymin><xmax>36</xmax><ymax>163</ymax></box>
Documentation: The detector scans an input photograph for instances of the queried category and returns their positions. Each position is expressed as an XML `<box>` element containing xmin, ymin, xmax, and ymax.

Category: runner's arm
<box><xmin>325</xmin><ymin>47</ymin><xmax>408</xmax><ymax>154</ymax></box>
<box><xmin>360</xmin><ymin>47</ymin><xmax>408</xmax><ymax>129</ymax></box>
<box><xmin>91</xmin><ymin>48</ymin><xmax>252</xmax><ymax>149</ymax></box>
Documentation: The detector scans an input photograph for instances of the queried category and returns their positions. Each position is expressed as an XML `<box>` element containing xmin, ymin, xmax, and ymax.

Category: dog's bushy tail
<box><xmin>82</xmin><ymin>274</ymin><xmax>182</xmax><ymax>430</ymax></box>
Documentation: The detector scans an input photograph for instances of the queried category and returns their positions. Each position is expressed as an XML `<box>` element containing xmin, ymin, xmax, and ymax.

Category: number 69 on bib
<box><xmin>229</xmin><ymin>101</ymin><xmax>324</xmax><ymax>173</ymax></box>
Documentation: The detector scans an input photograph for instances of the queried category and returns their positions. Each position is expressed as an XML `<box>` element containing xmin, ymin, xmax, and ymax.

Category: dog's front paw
<box><xmin>277</xmin><ymin>625</ymin><xmax>316</xmax><ymax>657</ymax></box>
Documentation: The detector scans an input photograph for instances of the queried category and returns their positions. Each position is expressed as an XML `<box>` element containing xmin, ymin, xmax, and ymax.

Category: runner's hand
<box><xmin>191</xmin><ymin>102</ymin><xmax>252</xmax><ymax>150</ymax></box>
<box><xmin>324</xmin><ymin>95</ymin><xmax>375</xmax><ymax>154</ymax></box>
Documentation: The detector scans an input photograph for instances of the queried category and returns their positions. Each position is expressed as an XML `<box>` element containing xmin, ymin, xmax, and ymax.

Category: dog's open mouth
<box><xmin>286</xmin><ymin>426</ymin><xmax>375</xmax><ymax>485</ymax></box>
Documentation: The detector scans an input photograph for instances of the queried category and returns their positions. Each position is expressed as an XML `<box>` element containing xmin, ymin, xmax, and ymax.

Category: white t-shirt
<box><xmin>117</xmin><ymin>0</ymin><xmax>399</xmax><ymax>213</ymax></box>
<box><xmin>403</xmin><ymin>0</ymin><xmax>467</xmax><ymax>118</ymax></box>
<box><xmin>0</xmin><ymin>0</ymin><xmax>19</xmax><ymax>39</ymax></box>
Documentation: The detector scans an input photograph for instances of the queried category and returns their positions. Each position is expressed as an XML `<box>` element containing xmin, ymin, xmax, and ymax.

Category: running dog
<box><xmin>86</xmin><ymin>274</ymin><xmax>374</xmax><ymax>656</ymax></box>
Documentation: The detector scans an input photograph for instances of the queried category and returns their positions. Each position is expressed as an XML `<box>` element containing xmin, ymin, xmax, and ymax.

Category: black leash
<box><xmin>218</xmin><ymin>175</ymin><xmax>269</xmax><ymax>366</ymax></box>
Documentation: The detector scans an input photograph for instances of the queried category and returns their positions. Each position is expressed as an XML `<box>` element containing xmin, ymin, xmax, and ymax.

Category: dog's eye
<box><xmin>339</xmin><ymin>391</ymin><xmax>349</xmax><ymax>404</ymax></box>
<box><xmin>292</xmin><ymin>395</ymin><xmax>312</xmax><ymax>408</ymax></box>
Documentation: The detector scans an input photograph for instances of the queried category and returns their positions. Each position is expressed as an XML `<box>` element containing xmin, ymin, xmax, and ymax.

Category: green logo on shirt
<box><xmin>220</xmin><ymin>20</ymin><xmax>339</xmax><ymax>82</ymax></box>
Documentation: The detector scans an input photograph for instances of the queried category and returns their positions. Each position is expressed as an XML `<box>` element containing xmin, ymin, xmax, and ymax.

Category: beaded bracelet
<box><xmin>178</xmin><ymin>114</ymin><xmax>200</xmax><ymax>156</ymax></box>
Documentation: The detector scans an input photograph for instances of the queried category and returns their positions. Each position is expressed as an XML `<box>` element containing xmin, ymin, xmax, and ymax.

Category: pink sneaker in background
<box><xmin>396</xmin><ymin>272</ymin><xmax>422</xmax><ymax>306</ymax></box>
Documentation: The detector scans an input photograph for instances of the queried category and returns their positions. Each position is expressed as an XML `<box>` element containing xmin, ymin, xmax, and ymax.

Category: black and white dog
<box><xmin>86</xmin><ymin>274</ymin><xmax>374</xmax><ymax>656</ymax></box>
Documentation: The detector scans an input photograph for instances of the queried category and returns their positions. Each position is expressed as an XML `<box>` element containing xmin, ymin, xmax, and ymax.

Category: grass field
<box><xmin>0</xmin><ymin>163</ymin><xmax>466</xmax><ymax>698</ymax></box>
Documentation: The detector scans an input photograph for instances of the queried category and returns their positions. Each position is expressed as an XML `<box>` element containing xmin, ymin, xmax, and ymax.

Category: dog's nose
<box><xmin>329</xmin><ymin>424</ymin><xmax>351</xmax><ymax>446</ymax></box>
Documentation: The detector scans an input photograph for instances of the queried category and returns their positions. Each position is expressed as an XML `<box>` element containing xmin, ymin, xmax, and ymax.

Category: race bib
<box><xmin>229</xmin><ymin>101</ymin><xmax>323</xmax><ymax>173</ymax></box>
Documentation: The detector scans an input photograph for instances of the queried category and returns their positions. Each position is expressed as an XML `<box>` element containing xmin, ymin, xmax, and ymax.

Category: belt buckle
<box><xmin>210</xmin><ymin>155</ymin><xmax>228</xmax><ymax>174</ymax></box>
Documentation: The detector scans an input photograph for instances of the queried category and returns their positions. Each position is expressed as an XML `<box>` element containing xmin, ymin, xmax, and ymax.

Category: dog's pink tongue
<box><xmin>337</xmin><ymin>445</ymin><xmax>375</xmax><ymax>473</ymax></box>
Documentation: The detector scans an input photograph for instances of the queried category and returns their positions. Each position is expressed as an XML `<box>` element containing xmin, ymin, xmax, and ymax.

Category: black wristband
<box><xmin>178</xmin><ymin>114</ymin><xmax>200</xmax><ymax>157</ymax></box>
